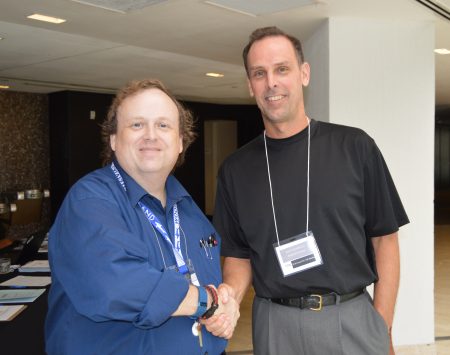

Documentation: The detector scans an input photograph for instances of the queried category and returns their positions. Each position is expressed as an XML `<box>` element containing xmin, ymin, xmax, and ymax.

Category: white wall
<box><xmin>306</xmin><ymin>18</ymin><xmax>435</xmax><ymax>346</ymax></box>
<box><xmin>304</xmin><ymin>19</ymin><xmax>330</xmax><ymax>123</ymax></box>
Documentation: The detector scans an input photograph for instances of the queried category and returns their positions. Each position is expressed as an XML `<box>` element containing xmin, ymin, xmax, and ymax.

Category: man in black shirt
<box><xmin>212</xmin><ymin>26</ymin><xmax>409</xmax><ymax>355</ymax></box>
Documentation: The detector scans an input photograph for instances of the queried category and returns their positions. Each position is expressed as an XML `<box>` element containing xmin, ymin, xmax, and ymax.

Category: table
<box><xmin>0</xmin><ymin>254</ymin><xmax>49</xmax><ymax>355</ymax></box>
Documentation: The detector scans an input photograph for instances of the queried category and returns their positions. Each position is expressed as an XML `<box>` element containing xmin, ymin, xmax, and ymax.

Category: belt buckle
<box><xmin>309</xmin><ymin>294</ymin><xmax>323</xmax><ymax>311</ymax></box>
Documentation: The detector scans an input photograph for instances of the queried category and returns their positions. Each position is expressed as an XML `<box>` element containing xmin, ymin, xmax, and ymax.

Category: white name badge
<box><xmin>273</xmin><ymin>231</ymin><xmax>323</xmax><ymax>277</ymax></box>
<box><xmin>187</xmin><ymin>258</ymin><xmax>200</xmax><ymax>287</ymax></box>
<box><xmin>167</xmin><ymin>258</ymin><xmax>200</xmax><ymax>287</ymax></box>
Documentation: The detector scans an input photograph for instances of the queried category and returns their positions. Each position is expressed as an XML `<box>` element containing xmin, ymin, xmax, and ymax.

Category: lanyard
<box><xmin>263</xmin><ymin>117</ymin><xmax>311</xmax><ymax>246</ymax></box>
<box><xmin>138</xmin><ymin>202</ymin><xmax>188</xmax><ymax>274</ymax></box>
<box><xmin>110</xmin><ymin>162</ymin><xmax>188</xmax><ymax>275</ymax></box>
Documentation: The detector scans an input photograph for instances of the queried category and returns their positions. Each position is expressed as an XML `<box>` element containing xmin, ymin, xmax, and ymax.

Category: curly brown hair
<box><xmin>101</xmin><ymin>79</ymin><xmax>196</xmax><ymax>168</ymax></box>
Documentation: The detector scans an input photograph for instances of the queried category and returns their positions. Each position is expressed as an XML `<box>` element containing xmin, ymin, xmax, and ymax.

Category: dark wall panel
<box><xmin>49</xmin><ymin>91</ymin><xmax>113</xmax><ymax>219</ymax></box>
<box><xmin>0</xmin><ymin>91</ymin><xmax>50</xmax><ymax>239</ymax></box>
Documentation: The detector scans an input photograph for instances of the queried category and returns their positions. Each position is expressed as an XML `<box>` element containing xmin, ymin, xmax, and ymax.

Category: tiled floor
<box><xmin>225</xmin><ymin>225</ymin><xmax>450</xmax><ymax>354</ymax></box>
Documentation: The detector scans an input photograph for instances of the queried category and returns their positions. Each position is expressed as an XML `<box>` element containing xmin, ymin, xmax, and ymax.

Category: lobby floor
<box><xmin>225</xmin><ymin>225</ymin><xmax>450</xmax><ymax>354</ymax></box>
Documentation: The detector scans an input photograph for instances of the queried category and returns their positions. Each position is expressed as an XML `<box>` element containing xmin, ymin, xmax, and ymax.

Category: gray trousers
<box><xmin>252</xmin><ymin>291</ymin><xmax>389</xmax><ymax>355</ymax></box>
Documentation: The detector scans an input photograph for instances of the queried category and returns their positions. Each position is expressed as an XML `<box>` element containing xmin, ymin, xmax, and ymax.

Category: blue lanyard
<box><xmin>111</xmin><ymin>162</ymin><xmax>188</xmax><ymax>275</ymax></box>
<box><xmin>138</xmin><ymin>202</ymin><xmax>188</xmax><ymax>274</ymax></box>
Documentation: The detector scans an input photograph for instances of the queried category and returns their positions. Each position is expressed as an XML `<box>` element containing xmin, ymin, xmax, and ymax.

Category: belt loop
<box><xmin>334</xmin><ymin>292</ymin><xmax>341</xmax><ymax>305</ymax></box>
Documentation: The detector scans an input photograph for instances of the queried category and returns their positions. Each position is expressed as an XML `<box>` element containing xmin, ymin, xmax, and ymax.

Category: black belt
<box><xmin>270</xmin><ymin>290</ymin><xmax>363</xmax><ymax>311</ymax></box>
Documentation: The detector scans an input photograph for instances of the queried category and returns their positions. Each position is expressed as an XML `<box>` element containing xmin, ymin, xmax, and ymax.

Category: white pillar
<box><xmin>305</xmin><ymin>18</ymin><xmax>435</xmax><ymax>346</ymax></box>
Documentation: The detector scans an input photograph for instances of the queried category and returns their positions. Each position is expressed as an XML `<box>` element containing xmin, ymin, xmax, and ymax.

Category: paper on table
<box><xmin>0</xmin><ymin>305</ymin><xmax>27</xmax><ymax>321</ymax></box>
<box><xmin>0</xmin><ymin>289</ymin><xmax>46</xmax><ymax>303</ymax></box>
<box><xmin>38</xmin><ymin>241</ymin><xmax>48</xmax><ymax>253</ymax></box>
<box><xmin>19</xmin><ymin>260</ymin><xmax>50</xmax><ymax>273</ymax></box>
<box><xmin>0</xmin><ymin>276</ymin><xmax>51</xmax><ymax>287</ymax></box>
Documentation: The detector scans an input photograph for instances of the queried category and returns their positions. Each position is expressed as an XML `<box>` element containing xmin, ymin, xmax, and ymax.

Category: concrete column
<box><xmin>305</xmin><ymin>18</ymin><xmax>435</xmax><ymax>346</ymax></box>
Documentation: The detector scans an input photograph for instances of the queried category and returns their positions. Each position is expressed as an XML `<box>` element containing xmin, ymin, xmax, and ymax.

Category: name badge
<box><xmin>273</xmin><ymin>231</ymin><xmax>323</xmax><ymax>277</ymax></box>
<box><xmin>167</xmin><ymin>258</ymin><xmax>200</xmax><ymax>286</ymax></box>
<box><xmin>186</xmin><ymin>258</ymin><xmax>200</xmax><ymax>287</ymax></box>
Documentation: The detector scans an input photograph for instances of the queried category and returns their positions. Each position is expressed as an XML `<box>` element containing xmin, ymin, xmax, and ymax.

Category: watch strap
<box><xmin>191</xmin><ymin>286</ymin><xmax>208</xmax><ymax>318</ymax></box>
<box><xmin>201</xmin><ymin>285</ymin><xmax>219</xmax><ymax>319</ymax></box>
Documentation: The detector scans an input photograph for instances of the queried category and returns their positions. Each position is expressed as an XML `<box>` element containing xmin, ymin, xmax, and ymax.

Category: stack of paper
<box><xmin>0</xmin><ymin>305</ymin><xmax>27</xmax><ymax>321</ymax></box>
<box><xmin>38</xmin><ymin>239</ymin><xmax>48</xmax><ymax>253</ymax></box>
<box><xmin>0</xmin><ymin>275</ymin><xmax>51</xmax><ymax>287</ymax></box>
<box><xmin>0</xmin><ymin>288</ymin><xmax>46</xmax><ymax>303</ymax></box>
<box><xmin>18</xmin><ymin>260</ymin><xmax>50</xmax><ymax>273</ymax></box>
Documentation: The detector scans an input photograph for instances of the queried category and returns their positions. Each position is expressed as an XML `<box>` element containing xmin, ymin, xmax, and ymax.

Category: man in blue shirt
<box><xmin>45</xmin><ymin>79</ymin><xmax>239</xmax><ymax>354</ymax></box>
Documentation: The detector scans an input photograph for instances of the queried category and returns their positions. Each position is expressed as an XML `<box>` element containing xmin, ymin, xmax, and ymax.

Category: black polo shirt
<box><xmin>214</xmin><ymin>119</ymin><xmax>409</xmax><ymax>298</ymax></box>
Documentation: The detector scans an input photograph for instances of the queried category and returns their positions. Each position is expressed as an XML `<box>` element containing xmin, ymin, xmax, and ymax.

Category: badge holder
<box><xmin>166</xmin><ymin>258</ymin><xmax>200</xmax><ymax>287</ymax></box>
<box><xmin>273</xmin><ymin>231</ymin><xmax>323</xmax><ymax>277</ymax></box>
<box><xmin>187</xmin><ymin>258</ymin><xmax>200</xmax><ymax>286</ymax></box>
<box><xmin>265</xmin><ymin>118</ymin><xmax>323</xmax><ymax>278</ymax></box>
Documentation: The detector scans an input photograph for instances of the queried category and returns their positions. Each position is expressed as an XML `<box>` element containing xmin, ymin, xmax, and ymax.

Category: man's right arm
<box><xmin>201</xmin><ymin>257</ymin><xmax>251</xmax><ymax>337</ymax></box>
<box><xmin>222</xmin><ymin>257</ymin><xmax>252</xmax><ymax>304</ymax></box>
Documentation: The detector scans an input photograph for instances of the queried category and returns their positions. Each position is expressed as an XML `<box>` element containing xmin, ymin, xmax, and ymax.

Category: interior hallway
<box><xmin>225</xmin><ymin>226</ymin><xmax>450</xmax><ymax>354</ymax></box>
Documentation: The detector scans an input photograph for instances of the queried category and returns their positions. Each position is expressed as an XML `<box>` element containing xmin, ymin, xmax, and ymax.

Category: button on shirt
<box><xmin>45</xmin><ymin>162</ymin><xmax>226</xmax><ymax>355</ymax></box>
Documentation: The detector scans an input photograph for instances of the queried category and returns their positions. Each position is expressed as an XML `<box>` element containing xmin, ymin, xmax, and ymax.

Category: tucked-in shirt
<box><xmin>214</xmin><ymin>119</ymin><xmax>409</xmax><ymax>297</ymax></box>
<box><xmin>46</xmin><ymin>161</ymin><xmax>226</xmax><ymax>355</ymax></box>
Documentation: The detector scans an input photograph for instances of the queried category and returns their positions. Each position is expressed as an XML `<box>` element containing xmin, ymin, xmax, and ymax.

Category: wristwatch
<box><xmin>191</xmin><ymin>286</ymin><xmax>208</xmax><ymax>318</ymax></box>
<box><xmin>201</xmin><ymin>285</ymin><xmax>219</xmax><ymax>319</ymax></box>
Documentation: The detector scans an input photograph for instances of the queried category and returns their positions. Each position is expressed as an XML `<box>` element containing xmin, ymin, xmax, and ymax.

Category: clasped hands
<box><xmin>201</xmin><ymin>283</ymin><xmax>240</xmax><ymax>339</ymax></box>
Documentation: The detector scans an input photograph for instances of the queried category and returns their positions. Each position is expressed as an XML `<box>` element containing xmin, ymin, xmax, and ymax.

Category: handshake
<box><xmin>200</xmin><ymin>283</ymin><xmax>240</xmax><ymax>340</ymax></box>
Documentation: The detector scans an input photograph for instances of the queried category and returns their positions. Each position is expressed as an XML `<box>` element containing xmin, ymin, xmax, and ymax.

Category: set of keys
<box><xmin>193</xmin><ymin>321</ymin><xmax>203</xmax><ymax>347</ymax></box>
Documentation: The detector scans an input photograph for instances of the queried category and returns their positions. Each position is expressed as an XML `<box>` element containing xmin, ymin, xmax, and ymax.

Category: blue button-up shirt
<box><xmin>45</xmin><ymin>162</ymin><xmax>226</xmax><ymax>354</ymax></box>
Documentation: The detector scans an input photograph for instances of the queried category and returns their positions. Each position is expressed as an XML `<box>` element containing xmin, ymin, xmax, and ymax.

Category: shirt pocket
<box><xmin>187</xmin><ymin>228</ymin><xmax>222</xmax><ymax>286</ymax></box>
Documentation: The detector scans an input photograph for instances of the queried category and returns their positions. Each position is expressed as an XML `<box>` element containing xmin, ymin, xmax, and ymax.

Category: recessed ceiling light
<box><xmin>434</xmin><ymin>48</ymin><xmax>450</xmax><ymax>55</ymax></box>
<box><xmin>0</xmin><ymin>85</ymin><xmax>10</xmax><ymax>89</ymax></box>
<box><xmin>206</xmin><ymin>72</ymin><xmax>224</xmax><ymax>78</ymax></box>
<box><xmin>204</xmin><ymin>0</ymin><xmax>318</xmax><ymax>17</ymax></box>
<box><xmin>0</xmin><ymin>37</ymin><xmax>4</xmax><ymax>41</ymax></box>
<box><xmin>27</xmin><ymin>13</ymin><xmax>66</xmax><ymax>24</ymax></box>
<box><xmin>70</xmin><ymin>0</ymin><xmax>168</xmax><ymax>14</ymax></box>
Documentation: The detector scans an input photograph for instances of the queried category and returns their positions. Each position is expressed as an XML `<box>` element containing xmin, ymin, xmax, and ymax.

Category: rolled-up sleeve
<box><xmin>50</xmin><ymin>185</ymin><xmax>189</xmax><ymax>329</ymax></box>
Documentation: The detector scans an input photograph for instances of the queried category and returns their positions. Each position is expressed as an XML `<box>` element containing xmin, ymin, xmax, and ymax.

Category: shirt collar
<box><xmin>165</xmin><ymin>175</ymin><xmax>191</xmax><ymax>210</ymax></box>
<box><xmin>263</xmin><ymin>118</ymin><xmax>319</xmax><ymax>148</ymax></box>
<box><xmin>111</xmin><ymin>160</ymin><xmax>190</xmax><ymax>208</ymax></box>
